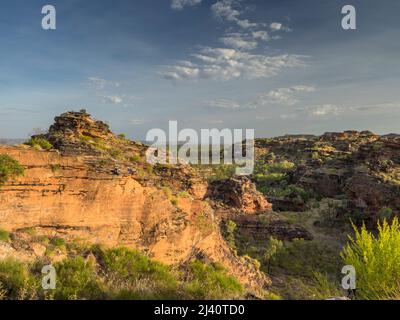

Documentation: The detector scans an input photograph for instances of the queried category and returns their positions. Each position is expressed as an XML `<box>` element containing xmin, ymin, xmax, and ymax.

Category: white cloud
<box><xmin>161</xmin><ymin>47</ymin><xmax>306</xmax><ymax>81</ymax></box>
<box><xmin>87</xmin><ymin>77</ymin><xmax>120</xmax><ymax>90</ymax></box>
<box><xmin>211</xmin><ymin>0</ymin><xmax>258</xmax><ymax>29</ymax></box>
<box><xmin>249</xmin><ymin>85</ymin><xmax>315</xmax><ymax>108</ymax></box>
<box><xmin>307</xmin><ymin>104</ymin><xmax>343</xmax><ymax>118</ymax></box>
<box><xmin>251</xmin><ymin>30</ymin><xmax>270</xmax><ymax>41</ymax></box>
<box><xmin>171</xmin><ymin>0</ymin><xmax>202</xmax><ymax>10</ymax></box>
<box><xmin>87</xmin><ymin>77</ymin><xmax>107</xmax><ymax>90</ymax></box>
<box><xmin>219</xmin><ymin>33</ymin><xmax>258</xmax><ymax>50</ymax></box>
<box><xmin>206</xmin><ymin>99</ymin><xmax>241</xmax><ymax>109</ymax></box>
<box><xmin>102</xmin><ymin>95</ymin><xmax>123</xmax><ymax>105</ymax></box>
<box><xmin>270</xmin><ymin>22</ymin><xmax>282</xmax><ymax>31</ymax></box>
<box><xmin>161</xmin><ymin>64</ymin><xmax>200</xmax><ymax>80</ymax></box>
<box><xmin>270</xmin><ymin>22</ymin><xmax>291</xmax><ymax>32</ymax></box>
<box><xmin>203</xmin><ymin>85</ymin><xmax>315</xmax><ymax>112</ymax></box>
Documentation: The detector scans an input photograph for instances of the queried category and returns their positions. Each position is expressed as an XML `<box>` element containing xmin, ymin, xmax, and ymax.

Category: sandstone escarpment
<box><xmin>0</xmin><ymin>145</ymin><xmax>269</xmax><ymax>288</ymax></box>
<box><xmin>0</xmin><ymin>111</ymin><xmax>274</xmax><ymax>291</ymax></box>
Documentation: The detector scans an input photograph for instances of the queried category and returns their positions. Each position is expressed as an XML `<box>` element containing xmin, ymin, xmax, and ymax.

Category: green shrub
<box><xmin>129</xmin><ymin>155</ymin><xmax>142</xmax><ymax>163</ymax></box>
<box><xmin>272</xmin><ymin>239</ymin><xmax>341</xmax><ymax>278</ymax></box>
<box><xmin>184</xmin><ymin>261</ymin><xmax>243</xmax><ymax>299</ymax></box>
<box><xmin>0</xmin><ymin>155</ymin><xmax>25</xmax><ymax>186</ymax></box>
<box><xmin>50</xmin><ymin>237</ymin><xmax>66</xmax><ymax>248</ymax></box>
<box><xmin>0</xmin><ymin>259</ymin><xmax>30</xmax><ymax>299</ymax></box>
<box><xmin>178</xmin><ymin>191</ymin><xmax>191</xmax><ymax>198</ymax></box>
<box><xmin>50</xmin><ymin>164</ymin><xmax>62</xmax><ymax>173</ymax></box>
<box><xmin>224</xmin><ymin>220</ymin><xmax>237</xmax><ymax>250</ymax></box>
<box><xmin>209</xmin><ymin>165</ymin><xmax>236</xmax><ymax>181</ymax></box>
<box><xmin>263</xmin><ymin>237</ymin><xmax>283</xmax><ymax>274</ymax></box>
<box><xmin>341</xmin><ymin>217</ymin><xmax>400</xmax><ymax>300</ymax></box>
<box><xmin>0</xmin><ymin>229</ymin><xmax>10</xmax><ymax>242</ymax></box>
<box><xmin>287</xmin><ymin>185</ymin><xmax>310</xmax><ymax>202</ymax></box>
<box><xmin>53</xmin><ymin>257</ymin><xmax>103</xmax><ymax>300</ymax></box>
<box><xmin>24</xmin><ymin>137</ymin><xmax>53</xmax><ymax>150</ymax></box>
<box><xmin>256</xmin><ymin>173</ymin><xmax>286</xmax><ymax>183</ymax></box>
<box><xmin>79</xmin><ymin>135</ymin><xmax>93</xmax><ymax>143</ymax></box>
<box><xmin>100</xmin><ymin>247</ymin><xmax>179</xmax><ymax>299</ymax></box>
<box><xmin>102</xmin><ymin>247</ymin><xmax>173</xmax><ymax>281</ymax></box>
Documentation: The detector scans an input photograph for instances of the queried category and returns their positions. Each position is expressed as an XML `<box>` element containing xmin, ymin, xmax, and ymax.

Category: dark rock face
<box><xmin>268</xmin><ymin>195</ymin><xmax>306</xmax><ymax>212</ymax></box>
<box><xmin>231</xmin><ymin>215</ymin><xmax>313</xmax><ymax>241</ymax></box>
<box><xmin>208</xmin><ymin>176</ymin><xmax>273</xmax><ymax>214</ymax></box>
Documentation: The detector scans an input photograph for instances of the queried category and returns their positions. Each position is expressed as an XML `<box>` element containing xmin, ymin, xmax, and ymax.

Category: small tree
<box><xmin>341</xmin><ymin>217</ymin><xmax>400</xmax><ymax>299</ymax></box>
<box><xmin>0</xmin><ymin>155</ymin><xmax>25</xmax><ymax>186</ymax></box>
<box><xmin>225</xmin><ymin>220</ymin><xmax>237</xmax><ymax>251</ymax></box>
<box><xmin>264</xmin><ymin>236</ymin><xmax>283</xmax><ymax>274</ymax></box>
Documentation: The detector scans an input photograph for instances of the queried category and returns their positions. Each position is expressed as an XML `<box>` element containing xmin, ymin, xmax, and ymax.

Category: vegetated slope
<box><xmin>232</xmin><ymin>131</ymin><xmax>400</xmax><ymax>299</ymax></box>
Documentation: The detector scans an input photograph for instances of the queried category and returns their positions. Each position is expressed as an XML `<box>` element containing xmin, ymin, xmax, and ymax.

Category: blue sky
<box><xmin>0</xmin><ymin>0</ymin><xmax>400</xmax><ymax>139</ymax></box>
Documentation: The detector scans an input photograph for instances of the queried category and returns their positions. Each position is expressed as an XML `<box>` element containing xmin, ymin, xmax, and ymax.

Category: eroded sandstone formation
<box><xmin>0</xmin><ymin>111</ymin><xmax>275</xmax><ymax>291</ymax></box>
<box><xmin>207</xmin><ymin>176</ymin><xmax>273</xmax><ymax>214</ymax></box>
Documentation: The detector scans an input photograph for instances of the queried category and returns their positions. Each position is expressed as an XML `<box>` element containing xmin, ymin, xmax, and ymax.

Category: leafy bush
<box><xmin>184</xmin><ymin>261</ymin><xmax>243</xmax><ymax>299</ymax></box>
<box><xmin>50</xmin><ymin>237</ymin><xmax>66</xmax><ymax>248</ymax></box>
<box><xmin>255</xmin><ymin>160</ymin><xmax>295</xmax><ymax>176</ymax></box>
<box><xmin>209</xmin><ymin>164</ymin><xmax>236</xmax><ymax>181</ymax></box>
<box><xmin>100</xmin><ymin>247</ymin><xmax>178</xmax><ymax>299</ymax></box>
<box><xmin>341</xmin><ymin>217</ymin><xmax>400</xmax><ymax>300</ymax></box>
<box><xmin>129</xmin><ymin>155</ymin><xmax>142</xmax><ymax>163</ymax></box>
<box><xmin>0</xmin><ymin>155</ymin><xmax>25</xmax><ymax>186</ymax></box>
<box><xmin>224</xmin><ymin>220</ymin><xmax>237</xmax><ymax>250</ymax></box>
<box><xmin>255</xmin><ymin>172</ymin><xmax>286</xmax><ymax>183</ymax></box>
<box><xmin>0</xmin><ymin>229</ymin><xmax>10</xmax><ymax>242</ymax></box>
<box><xmin>0</xmin><ymin>259</ymin><xmax>30</xmax><ymax>299</ymax></box>
<box><xmin>272</xmin><ymin>239</ymin><xmax>341</xmax><ymax>278</ymax></box>
<box><xmin>24</xmin><ymin>137</ymin><xmax>53</xmax><ymax>150</ymax></box>
<box><xmin>53</xmin><ymin>256</ymin><xmax>103</xmax><ymax>300</ymax></box>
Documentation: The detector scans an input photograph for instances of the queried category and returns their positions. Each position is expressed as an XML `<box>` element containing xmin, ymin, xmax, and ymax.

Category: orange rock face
<box><xmin>0</xmin><ymin>145</ymin><xmax>269</xmax><ymax>289</ymax></box>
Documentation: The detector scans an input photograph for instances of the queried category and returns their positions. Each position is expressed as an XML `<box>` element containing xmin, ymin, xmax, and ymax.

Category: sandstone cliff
<box><xmin>0</xmin><ymin>111</ymin><xmax>273</xmax><ymax>291</ymax></box>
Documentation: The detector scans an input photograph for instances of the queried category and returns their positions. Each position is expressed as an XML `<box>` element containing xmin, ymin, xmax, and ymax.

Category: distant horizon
<box><xmin>1</xmin><ymin>108</ymin><xmax>399</xmax><ymax>142</ymax></box>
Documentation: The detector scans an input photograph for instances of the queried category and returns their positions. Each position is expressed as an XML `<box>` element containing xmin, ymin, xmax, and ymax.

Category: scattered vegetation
<box><xmin>0</xmin><ymin>241</ymin><xmax>247</xmax><ymax>300</ymax></box>
<box><xmin>183</xmin><ymin>261</ymin><xmax>243</xmax><ymax>299</ymax></box>
<box><xmin>24</xmin><ymin>137</ymin><xmax>53</xmax><ymax>150</ymax></box>
<box><xmin>0</xmin><ymin>155</ymin><xmax>25</xmax><ymax>186</ymax></box>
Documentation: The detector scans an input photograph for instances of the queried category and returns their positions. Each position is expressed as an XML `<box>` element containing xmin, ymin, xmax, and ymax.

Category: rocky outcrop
<box><xmin>207</xmin><ymin>176</ymin><xmax>273</xmax><ymax>214</ymax></box>
<box><xmin>254</xmin><ymin>130</ymin><xmax>400</xmax><ymax>226</ymax></box>
<box><xmin>268</xmin><ymin>195</ymin><xmax>307</xmax><ymax>212</ymax></box>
